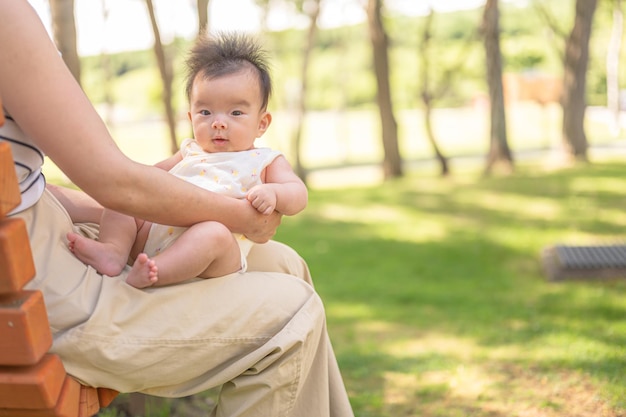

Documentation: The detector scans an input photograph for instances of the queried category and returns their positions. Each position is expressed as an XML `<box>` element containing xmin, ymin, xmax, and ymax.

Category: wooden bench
<box><xmin>0</xmin><ymin>119</ymin><xmax>118</xmax><ymax>414</ymax></box>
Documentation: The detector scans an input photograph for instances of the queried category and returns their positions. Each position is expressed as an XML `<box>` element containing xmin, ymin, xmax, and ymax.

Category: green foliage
<box><xmin>80</xmin><ymin>1</ymin><xmax>620</xmax><ymax>114</ymax></box>
<box><xmin>82</xmin><ymin>48</ymin><xmax>154</xmax><ymax>102</ymax></box>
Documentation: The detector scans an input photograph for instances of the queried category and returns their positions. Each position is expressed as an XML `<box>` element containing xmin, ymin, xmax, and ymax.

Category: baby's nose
<box><xmin>212</xmin><ymin>119</ymin><xmax>226</xmax><ymax>129</ymax></box>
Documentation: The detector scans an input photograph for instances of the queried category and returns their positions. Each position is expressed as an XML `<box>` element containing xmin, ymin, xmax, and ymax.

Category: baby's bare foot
<box><xmin>66</xmin><ymin>232</ymin><xmax>127</xmax><ymax>276</ymax></box>
<box><xmin>126</xmin><ymin>253</ymin><xmax>158</xmax><ymax>288</ymax></box>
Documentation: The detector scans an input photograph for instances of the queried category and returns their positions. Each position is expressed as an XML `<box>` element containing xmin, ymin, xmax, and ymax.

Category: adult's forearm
<box><xmin>96</xmin><ymin>162</ymin><xmax>240</xmax><ymax>227</ymax></box>
<box><xmin>47</xmin><ymin>169</ymin><xmax>279</xmax><ymax>242</ymax></box>
<box><xmin>93</xmin><ymin>163</ymin><xmax>281</xmax><ymax>241</ymax></box>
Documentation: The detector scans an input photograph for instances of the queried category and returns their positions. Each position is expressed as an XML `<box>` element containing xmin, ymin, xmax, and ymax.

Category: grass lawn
<box><xmin>272</xmin><ymin>159</ymin><xmax>626</xmax><ymax>417</ymax></box>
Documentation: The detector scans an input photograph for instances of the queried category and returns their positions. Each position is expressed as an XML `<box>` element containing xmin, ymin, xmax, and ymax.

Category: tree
<box><xmin>482</xmin><ymin>0</ymin><xmax>513</xmax><ymax>175</ymax></box>
<box><xmin>49</xmin><ymin>0</ymin><xmax>81</xmax><ymax>84</ymax></box>
<box><xmin>606</xmin><ymin>0</ymin><xmax>623</xmax><ymax>136</ymax></box>
<box><xmin>366</xmin><ymin>0</ymin><xmax>402</xmax><ymax>179</ymax></box>
<box><xmin>253</xmin><ymin>0</ymin><xmax>272</xmax><ymax>31</ymax></box>
<box><xmin>251</xmin><ymin>0</ymin><xmax>312</xmax><ymax>181</ymax></box>
<box><xmin>197</xmin><ymin>0</ymin><xmax>210</xmax><ymax>35</ymax></box>
<box><xmin>287</xmin><ymin>0</ymin><xmax>321</xmax><ymax>184</ymax></box>
<box><xmin>99</xmin><ymin>0</ymin><xmax>114</xmax><ymax>126</ymax></box>
<box><xmin>532</xmin><ymin>0</ymin><xmax>598</xmax><ymax>162</ymax></box>
<box><xmin>416</xmin><ymin>7</ymin><xmax>478</xmax><ymax>177</ymax></box>
<box><xmin>561</xmin><ymin>0</ymin><xmax>598</xmax><ymax>162</ymax></box>
<box><xmin>418</xmin><ymin>10</ymin><xmax>449</xmax><ymax>176</ymax></box>
<box><xmin>145</xmin><ymin>0</ymin><xmax>178</xmax><ymax>155</ymax></box>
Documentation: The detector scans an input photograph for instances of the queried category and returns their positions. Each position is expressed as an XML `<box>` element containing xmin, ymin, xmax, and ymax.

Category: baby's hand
<box><xmin>247</xmin><ymin>184</ymin><xmax>277</xmax><ymax>215</ymax></box>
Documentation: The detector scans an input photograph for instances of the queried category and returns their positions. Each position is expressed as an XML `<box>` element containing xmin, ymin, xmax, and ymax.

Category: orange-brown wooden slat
<box><xmin>0</xmin><ymin>290</ymin><xmax>52</xmax><ymax>365</ymax></box>
<box><xmin>0</xmin><ymin>142</ymin><xmax>20</xmax><ymax>217</ymax></box>
<box><xmin>77</xmin><ymin>385</ymin><xmax>100</xmax><ymax>417</ymax></box>
<box><xmin>0</xmin><ymin>353</ymin><xmax>66</xmax><ymax>409</ymax></box>
<box><xmin>0</xmin><ymin>375</ymin><xmax>82</xmax><ymax>417</ymax></box>
<box><xmin>0</xmin><ymin>217</ymin><xmax>36</xmax><ymax>294</ymax></box>
<box><xmin>97</xmin><ymin>388</ymin><xmax>119</xmax><ymax>408</ymax></box>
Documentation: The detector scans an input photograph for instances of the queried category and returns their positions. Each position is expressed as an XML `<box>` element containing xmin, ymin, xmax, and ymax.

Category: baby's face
<box><xmin>188</xmin><ymin>69</ymin><xmax>271</xmax><ymax>153</ymax></box>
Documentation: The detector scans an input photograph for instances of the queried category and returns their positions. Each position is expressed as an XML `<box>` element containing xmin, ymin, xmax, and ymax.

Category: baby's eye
<box><xmin>231</xmin><ymin>110</ymin><xmax>243</xmax><ymax>116</ymax></box>
<box><xmin>200</xmin><ymin>110</ymin><xmax>210</xmax><ymax>116</ymax></box>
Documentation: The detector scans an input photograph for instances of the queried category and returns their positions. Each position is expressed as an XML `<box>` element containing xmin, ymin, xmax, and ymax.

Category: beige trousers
<box><xmin>15</xmin><ymin>190</ymin><xmax>353</xmax><ymax>417</ymax></box>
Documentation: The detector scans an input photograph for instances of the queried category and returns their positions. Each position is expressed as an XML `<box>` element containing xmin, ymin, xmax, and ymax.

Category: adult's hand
<box><xmin>237</xmin><ymin>198</ymin><xmax>282</xmax><ymax>243</ymax></box>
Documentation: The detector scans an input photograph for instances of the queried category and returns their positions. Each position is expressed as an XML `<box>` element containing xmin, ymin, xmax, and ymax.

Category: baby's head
<box><xmin>184</xmin><ymin>32</ymin><xmax>273</xmax><ymax>153</ymax></box>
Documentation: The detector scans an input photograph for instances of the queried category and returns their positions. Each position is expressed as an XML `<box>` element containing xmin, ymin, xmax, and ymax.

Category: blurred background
<box><xmin>32</xmin><ymin>0</ymin><xmax>626</xmax><ymax>187</ymax></box>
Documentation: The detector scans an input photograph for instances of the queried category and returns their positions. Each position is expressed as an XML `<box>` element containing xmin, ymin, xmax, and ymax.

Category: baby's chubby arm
<box><xmin>247</xmin><ymin>155</ymin><xmax>308</xmax><ymax>216</ymax></box>
<box><xmin>154</xmin><ymin>151</ymin><xmax>183</xmax><ymax>171</ymax></box>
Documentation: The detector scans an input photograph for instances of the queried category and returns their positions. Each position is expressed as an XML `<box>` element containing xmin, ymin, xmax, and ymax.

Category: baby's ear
<box><xmin>258</xmin><ymin>111</ymin><xmax>272</xmax><ymax>135</ymax></box>
<box><xmin>187</xmin><ymin>112</ymin><xmax>192</xmax><ymax>121</ymax></box>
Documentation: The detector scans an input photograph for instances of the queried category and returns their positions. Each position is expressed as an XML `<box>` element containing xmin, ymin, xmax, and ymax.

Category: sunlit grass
<box><xmin>275</xmin><ymin>160</ymin><xmax>626</xmax><ymax>416</ymax></box>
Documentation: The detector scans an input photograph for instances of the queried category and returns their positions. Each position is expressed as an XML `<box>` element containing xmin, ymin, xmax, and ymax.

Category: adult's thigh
<box><xmin>247</xmin><ymin>240</ymin><xmax>313</xmax><ymax>285</ymax></box>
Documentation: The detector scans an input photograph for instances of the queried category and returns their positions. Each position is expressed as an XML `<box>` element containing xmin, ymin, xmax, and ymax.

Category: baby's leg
<box><xmin>47</xmin><ymin>184</ymin><xmax>103</xmax><ymax>223</ymax></box>
<box><xmin>67</xmin><ymin>209</ymin><xmax>141</xmax><ymax>276</ymax></box>
<box><xmin>146</xmin><ymin>221</ymin><xmax>242</xmax><ymax>286</ymax></box>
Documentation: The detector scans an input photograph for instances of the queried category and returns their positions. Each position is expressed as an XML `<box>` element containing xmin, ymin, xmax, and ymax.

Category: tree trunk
<box><xmin>252</xmin><ymin>0</ymin><xmax>271</xmax><ymax>31</ymax></box>
<box><xmin>145</xmin><ymin>0</ymin><xmax>178</xmax><ymax>155</ymax></box>
<box><xmin>99</xmin><ymin>0</ymin><xmax>114</xmax><ymax>126</ymax></box>
<box><xmin>366</xmin><ymin>0</ymin><xmax>402</xmax><ymax>179</ymax></box>
<box><xmin>49</xmin><ymin>0</ymin><xmax>81</xmax><ymax>85</ymax></box>
<box><xmin>423</xmin><ymin>104</ymin><xmax>449</xmax><ymax>176</ymax></box>
<box><xmin>482</xmin><ymin>0</ymin><xmax>513</xmax><ymax>175</ymax></box>
<box><xmin>561</xmin><ymin>0</ymin><xmax>598</xmax><ymax>162</ymax></box>
<box><xmin>290</xmin><ymin>0</ymin><xmax>321</xmax><ymax>185</ymax></box>
<box><xmin>607</xmin><ymin>0</ymin><xmax>623</xmax><ymax>136</ymax></box>
<box><xmin>197</xmin><ymin>0</ymin><xmax>210</xmax><ymax>35</ymax></box>
<box><xmin>419</xmin><ymin>9</ymin><xmax>449</xmax><ymax>177</ymax></box>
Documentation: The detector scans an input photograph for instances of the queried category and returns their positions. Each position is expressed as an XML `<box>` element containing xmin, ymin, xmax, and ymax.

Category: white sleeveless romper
<box><xmin>143</xmin><ymin>138</ymin><xmax>281</xmax><ymax>272</ymax></box>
